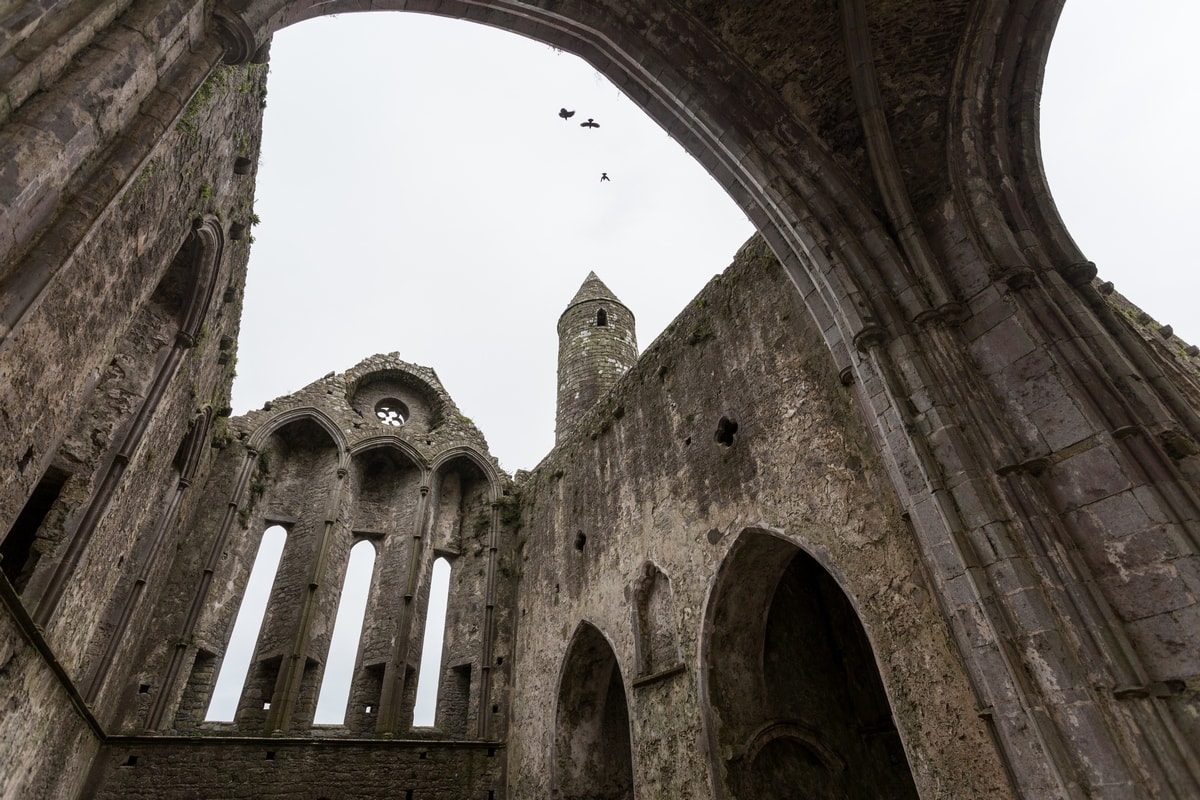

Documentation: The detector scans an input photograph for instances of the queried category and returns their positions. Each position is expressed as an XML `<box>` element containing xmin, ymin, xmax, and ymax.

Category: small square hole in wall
<box><xmin>406</xmin><ymin>791</ymin><xmax>413</xmax><ymax>800</ymax></box>
<box><xmin>265</xmin><ymin>751</ymin><xmax>275</xmax><ymax>761</ymax></box>
<box><xmin>492</xmin><ymin>704</ymin><xmax>499</xmax><ymax>713</ymax></box>
<box><xmin>262</xmin><ymin>702</ymin><xmax>271</xmax><ymax>710</ymax></box>
<box><xmin>419</xmin><ymin>751</ymin><xmax>427</xmax><ymax>760</ymax></box>
<box><xmin>122</xmin><ymin>755</ymin><xmax>138</xmax><ymax>767</ymax></box>
<box><xmin>365</xmin><ymin>705</ymin><xmax>374</xmax><ymax>714</ymax></box>
<box><xmin>138</xmin><ymin>684</ymin><xmax>151</xmax><ymax>694</ymax></box>
<box><xmin>487</xmin><ymin>747</ymin><xmax>497</xmax><ymax>758</ymax></box>
<box><xmin>496</xmin><ymin>656</ymin><xmax>503</xmax><ymax>666</ymax></box>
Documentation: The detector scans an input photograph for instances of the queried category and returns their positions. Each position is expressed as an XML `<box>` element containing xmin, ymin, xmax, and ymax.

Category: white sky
<box><xmin>230</xmin><ymin>12</ymin><xmax>755</xmax><ymax>474</ymax></box>
<box><xmin>219</xmin><ymin>3</ymin><xmax>1199</xmax><ymax>728</ymax></box>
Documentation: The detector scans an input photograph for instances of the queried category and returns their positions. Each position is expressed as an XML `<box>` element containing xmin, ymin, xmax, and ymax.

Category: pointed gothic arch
<box><xmin>552</xmin><ymin>621</ymin><xmax>634</xmax><ymax>800</ymax></box>
<box><xmin>701</xmin><ymin>529</ymin><xmax>919</xmax><ymax>800</ymax></box>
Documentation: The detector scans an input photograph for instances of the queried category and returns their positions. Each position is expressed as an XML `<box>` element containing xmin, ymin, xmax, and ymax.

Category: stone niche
<box><xmin>348</xmin><ymin>369</ymin><xmax>443</xmax><ymax>433</ymax></box>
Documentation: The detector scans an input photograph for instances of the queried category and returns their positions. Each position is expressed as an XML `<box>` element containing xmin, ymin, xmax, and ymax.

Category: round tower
<box><xmin>556</xmin><ymin>272</ymin><xmax>638</xmax><ymax>443</ymax></box>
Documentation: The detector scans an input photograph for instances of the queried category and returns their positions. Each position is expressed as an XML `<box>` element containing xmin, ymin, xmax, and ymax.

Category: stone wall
<box><xmin>89</xmin><ymin>738</ymin><xmax>504</xmax><ymax>799</ymax></box>
<box><xmin>0</xmin><ymin>48</ymin><xmax>266</xmax><ymax>797</ymax></box>
<box><xmin>2</xmin><ymin>3</ymin><xmax>1199</xmax><ymax>798</ymax></box>
<box><xmin>509</xmin><ymin>238</ymin><xmax>1011</xmax><ymax>798</ymax></box>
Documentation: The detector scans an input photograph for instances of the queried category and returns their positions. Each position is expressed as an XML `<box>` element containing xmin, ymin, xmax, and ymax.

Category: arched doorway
<box><xmin>703</xmin><ymin>530</ymin><xmax>918</xmax><ymax>799</ymax></box>
<box><xmin>553</xmin><ymin>622</ymin><xmax>634</xmax><ymax>800</ymax></box>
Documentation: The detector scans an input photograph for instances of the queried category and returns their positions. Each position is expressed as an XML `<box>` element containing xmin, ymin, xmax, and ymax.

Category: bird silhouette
<box><xmin>580</xmin><ymin>118</ymin><xmax>600</xmax><ymax>128</ymax></box>
<box><xmin>559</xmin><ymin>108</ymin><xmax>575</xmax><ymax>120</ymax></box>
<box><xmin>600</xmin><ymin>173</ymin><xmax>611</xmax><ymax>182</ymax></box>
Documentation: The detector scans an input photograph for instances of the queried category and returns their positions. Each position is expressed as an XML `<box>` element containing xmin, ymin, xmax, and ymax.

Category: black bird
<box><xmin>580</xmin><ymin>118</ymin><xmax>600</xmax><ymax>128</ymax></box>
<box><xmin>559</xmin><ymin>108</ymin><xmax>575</xmax><ymax>120</ymax></box>
<box><xmin>600</xmin><ymin>173</ymin><xmax>611</xmax><ymax>182</ymax></box>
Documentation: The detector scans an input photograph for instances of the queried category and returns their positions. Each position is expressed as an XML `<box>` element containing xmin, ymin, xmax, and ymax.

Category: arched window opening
<box><xmin>554</xmin><ymin>623</ymin><xmax>633</xmax><ymax>800</ymax></box>
<box><xmin>313</xmin><ymin>540</ymin><xmax>377</xmax><ymax>724</ymax></box>
<box><xmin>705</xmin><ymin>532</ymin><xmax>918</xmax><ymax>799</ymax></box>
<box><xmin>596</xmin><ymin>308</ymin><xmax>608</xmax><ymax>327</ymax></box>
<box><xmin>413</xmin><ymin>557</ymin><xmax>451</xmax><ymax>727</ymax></box>
<box><xmin>205</xmin><ymin>525</ymin><xmax>287</xmax><ymax>722</ymax></box>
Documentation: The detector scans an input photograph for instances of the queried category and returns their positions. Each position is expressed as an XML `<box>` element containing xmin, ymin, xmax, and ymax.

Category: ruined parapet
<box><xmin>555</xmin><ymin>272</ymin><xmax>638</xmax><ymax>443</ymax></box>
<box><xmin>142</xmin><ymin>353</ymin><xmax>515</xmax><ymax>747</ymax></box>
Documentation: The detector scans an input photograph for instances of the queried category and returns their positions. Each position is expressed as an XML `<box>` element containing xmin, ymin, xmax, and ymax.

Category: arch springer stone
<box><xmin>213</xmin><ymin>7</ymin><xmax>259</xmax><ymax>66</ymax></box>
<box><xmin>916</xmin><ymin>302</ymin><xmax>967</xmax><ymax>328</ymax></box>
<box><xmin>1000</xmin><ymin>265</ymin><xmax>1039</xmax><ymax>291</ymax></box>
<box><xmin>1059</xmin><ymin>260</ymin><xmax>1098</xmax><ymax>287</ymax></box>
<box><xmin>852</xmin><ymin>324</ymin><xmax>886</xmax><ymax>354</ymax></box>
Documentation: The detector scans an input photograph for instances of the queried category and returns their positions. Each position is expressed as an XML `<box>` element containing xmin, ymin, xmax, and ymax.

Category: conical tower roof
<box><xmin>561</xmin><ymin>271</ymin><xmax>631</xmax><ymax>318</ymax></box>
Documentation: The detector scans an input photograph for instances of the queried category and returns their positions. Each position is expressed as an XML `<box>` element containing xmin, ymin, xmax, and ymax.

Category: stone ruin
<box><xmin>2</xmin><ymin>3</ymin><xmax>1199</xmax><ymax>798</ymax></box>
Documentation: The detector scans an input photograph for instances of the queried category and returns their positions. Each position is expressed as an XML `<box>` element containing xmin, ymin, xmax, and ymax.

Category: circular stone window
<box><xmin>374</xmin><ymin>399</ymin><xmax>409</xmax><ymax>427</ymax></box>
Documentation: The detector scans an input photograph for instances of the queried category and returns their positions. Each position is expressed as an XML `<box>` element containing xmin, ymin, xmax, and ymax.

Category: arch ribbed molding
<box><xmin>348</xmin><ymin>435</ymin><xmax>429</xmax><ymax>481</ymax></box>
<box><xmin>430</xmin><ymin>446</ymin><xmax>502</xmax><ymax>503</ymax></box>
<box><xmin>246</xmin><ymin>406</ymin><xmax>349</xmax><ymax>462</ymax></box>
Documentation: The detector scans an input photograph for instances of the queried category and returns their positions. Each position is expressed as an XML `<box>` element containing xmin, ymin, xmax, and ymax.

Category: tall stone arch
<box><xmin>702</xmin><ymin>529</ymin><xmax>919</xmax><ymax>800</ymax></box>
<box><xmin>0</xmin><ymin>3</ymin><xmax>1198</xmax><ymax>798</ymax></box>
<box><xmin>553</xmin><ymin>621</ymin><xmax>635</xmax><ymax>800</ymax></box>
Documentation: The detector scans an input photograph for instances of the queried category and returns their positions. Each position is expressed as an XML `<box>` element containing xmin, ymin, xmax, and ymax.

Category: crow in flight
<box><xmin>580</xmin><ymin>118</ymin><xmax>600</xmax><ymax>128</ymax></box>
<box><xmin>600</xmin><ymin>173</ymin><xmax>610</xmax><ymax>182</ymax></box>
<box><xmin>559</xmin><ymin>108</ymin><xmax>575</xmax><ymax>120</ymax></box>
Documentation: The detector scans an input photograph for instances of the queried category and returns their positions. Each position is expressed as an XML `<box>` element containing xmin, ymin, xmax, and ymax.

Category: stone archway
<box><xmin>553</xmin><ymin>622</ymin><xmax>634</xmax><ymax>800</ymax></box>
<box><xmin>703</xmin><ymin>530</ymin><xmax>918</xmax><ymax>800</ymax></box>
<box><xmin>2</xmin><ymin>4</ymin><xmax>1198</xmax><ymax>797</ymax></box>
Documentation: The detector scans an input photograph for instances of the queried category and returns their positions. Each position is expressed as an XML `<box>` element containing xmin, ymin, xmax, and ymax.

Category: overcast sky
<box><xmin>230</xmin><ymin>12</ymin><xmax>755</xmax><ymax>475</ymax></box>
<box><xmin>216</xmin><ymin>3</ymin><xmax>1200</xmax><ymax>724</ymax></box>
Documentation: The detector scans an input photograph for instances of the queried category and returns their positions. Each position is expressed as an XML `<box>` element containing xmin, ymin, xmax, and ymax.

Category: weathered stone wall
<box><xmin>510</xmin><ymin>238</ymin><xmax>1011</xmax><ymax>799</ymax></box>
<box><xmin>89</xmin><ymin>738</ymin><xmax>505</xmax><ymax>799</ymax></box>
<box><xmin>2</xmin><ymin>3</ymin><xmax>1199</xmax><ymax>798</ymax></box>
<box><xmin>0</xmin><ymin>40</ymin><xmax>266</xmax><ymax>794</ymax></box>
<box><xmin>0</xmin><ymin>603</ymin><xmax>100</xmax><ymax>800</ymax></box>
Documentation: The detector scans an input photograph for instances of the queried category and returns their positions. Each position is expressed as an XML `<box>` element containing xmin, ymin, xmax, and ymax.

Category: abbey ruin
<box><xmin>2</xmin><ymin>2</ymin><xmax>1199</xmax><ymax>798</ymax></box>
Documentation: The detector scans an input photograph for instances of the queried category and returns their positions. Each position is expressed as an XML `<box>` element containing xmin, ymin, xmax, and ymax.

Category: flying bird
<box><xmin>559</xmin><ymin>108</ymin><xmax>575</xmax><ymax>120</ymax></box>
<box><xmin>600</xmin><ymin>173</ymin><xmax>611</xmax><ymax>182</ymax></box>
<box><xmin>580</xmin><ymin>118</ymin><xmax>600</xmax><ymax>128</ymax></box>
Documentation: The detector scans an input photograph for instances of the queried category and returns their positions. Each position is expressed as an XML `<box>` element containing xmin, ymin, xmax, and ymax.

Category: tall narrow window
<box><xmin>596</xmin><ymin>308</ymin><xmax>608</xmax><ymax>326</ymax></box>
<box><xmin>413</xmin><ymin>557</ymin><xmax>451</xmax><ymax>727</ymax></box>
<box><xmin>313</xmin><ymin>540</ymin><xmax>376</xmax><ymax>724</ymax></box>
<box><xmin>206</xmin><ymin>525</ymin><xmax>287</xmax><ymax>721</ymax></box>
